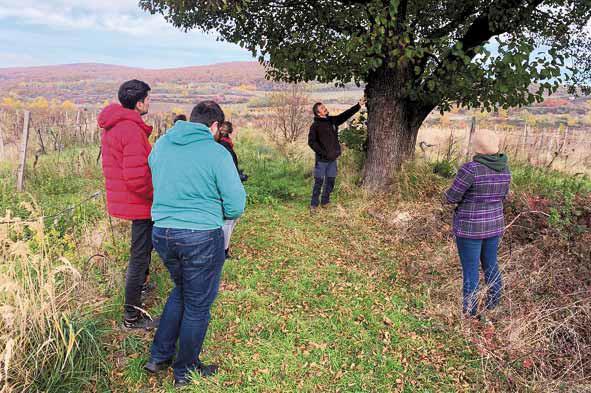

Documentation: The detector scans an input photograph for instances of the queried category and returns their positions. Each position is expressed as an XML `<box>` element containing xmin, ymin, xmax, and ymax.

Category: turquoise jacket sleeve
<box><xmin>216</xmin><ymin>150</ymin><xmax>246</xmax><ymax>220</ymax></box>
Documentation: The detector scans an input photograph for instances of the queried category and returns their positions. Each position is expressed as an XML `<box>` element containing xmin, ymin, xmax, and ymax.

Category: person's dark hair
<box><xmin>215</xmin><ymin>121</ymin><xmax>233</xmax><ymax>142</ymax></box>
<box><xmin>190</xmin><ymin>100</ymin><xmax>225</xmax><ymax>127</ymax></box>
<box><xmin>118</xmin><ymin>79</ymin><xmax>151</xmax><ymax>110</ymax></box>
<box><xmin>173</xmin><ymin>114</ymin><xmax>187</xmax><ymax>123</ymax></box>
<box><xmin>312</xmin><ymin>102</ymin><xmax>323</xmax><ymax>116</ymax></box>
<box><xmin>219</xmin><ymin>121</ymin><xmax>233</xmax><ymax>135</ymax></box>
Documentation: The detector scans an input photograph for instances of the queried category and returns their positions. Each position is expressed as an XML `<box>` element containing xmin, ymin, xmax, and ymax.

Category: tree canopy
<box><xmin>141</xmin><ymin>0</ymin><xmax>591</xmax><ymax>113</ymax></box>
<box><xmin>140</xmin><ymin>0</ymin><xmax>591</xmax><ymax>190</ymax></box>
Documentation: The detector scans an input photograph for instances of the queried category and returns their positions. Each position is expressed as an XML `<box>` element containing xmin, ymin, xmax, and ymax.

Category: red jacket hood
<box><xmin>98</xmin><ymin>103</ymin><xmax>153</xmax><ymax>135</ymax></box>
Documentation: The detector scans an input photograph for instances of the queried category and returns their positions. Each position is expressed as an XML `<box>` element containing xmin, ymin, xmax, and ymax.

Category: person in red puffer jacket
<box><xmin>98</xmin><ymin>79</ymin><xmax>158</xmax><ymax>330</ymax></box>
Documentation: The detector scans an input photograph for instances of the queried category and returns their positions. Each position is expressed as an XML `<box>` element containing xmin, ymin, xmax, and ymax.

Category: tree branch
<box><xmin>339</xmin><ymin>0</ymin><xmax>371</xmax><ymax>4</ymax></box>
<box><xmin>417</xmin><ymin>0</ymin><xmax>545</xmax><ymax>113</ymax></box>
<box><xmin>427</xmin><ymin>2</ymin><xmax>480</xmax><ymax>40</ymax></box>
<box><xmin>458</xmin><ymin>0</ymin><xmax>544</xmax><ymax>56</ymax></box>
<box><xmin>398</xmin><ymin>0</ymin><xmax>409</xmax><ymax>28</ymax></box>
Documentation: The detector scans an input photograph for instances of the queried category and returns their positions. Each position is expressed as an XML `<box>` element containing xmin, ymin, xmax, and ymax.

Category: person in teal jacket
<box><xmin>144</xmin><ymin>101</ymin><xmax>246</xmax><ymax>387</ymax></box>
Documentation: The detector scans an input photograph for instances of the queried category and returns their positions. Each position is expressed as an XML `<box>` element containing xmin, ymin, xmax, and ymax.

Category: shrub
<box><xmin>431</xmin><ymin>159</ymin><xmax>457</xmax><ymax>179</ymax></box>
<box><xmin>257</xmin><ymin>85</ymin><xmax>310</xmax><ymax>160</ymax></box>
<box><xmin>339</xmin><ymin>111</ymin><xmax>368</xmax><ymax>153</ymax></box>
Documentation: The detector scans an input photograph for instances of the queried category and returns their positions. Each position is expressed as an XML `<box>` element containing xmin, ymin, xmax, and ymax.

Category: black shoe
<box><xmin>122</xmin><ymin>315</ymin><xmax>160</xmax><ymax>331</ymax></box>
<box><xmin>141</xmin><ymin>282</ymin><xmax>156</xmax><ymax>296</ymax></box>
<box><xmin>174</xmin><ymin>364</ymin><xmax>219</xmax><ymax>387</ymax></box>
<box><xmin>174</xmin><ymin>364</ymin><xmax>219</xmax><ymax>388</ymax></box>
<box><xmin>197</xmin><ymin>363</ymin><xmax>219</xmax><ymax>377</ymax></box>
<box><xmin>225</xmin><ymin>248</ymin><xmax>232</xmax><ymax>259</ymax></box>
<box><xmin>174</xmin><ymin>378</ymin><xmax>190</xmax><ymax>388</ymax></box>
<box><xmin>144</xmin><ymin>358</ymin><xmax>172</xmax><ymax>374</ymax></box>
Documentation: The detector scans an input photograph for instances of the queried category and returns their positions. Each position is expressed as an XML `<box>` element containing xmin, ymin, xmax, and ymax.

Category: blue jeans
<box><xmin>150</xmin><ymin>227</ymin><xmax>225</xmax><ymax>382</ymax></box>
<box><xmin>455</xmin><ymin>236</ymin><xmax>503</xmax><ymax>316</ymax></box>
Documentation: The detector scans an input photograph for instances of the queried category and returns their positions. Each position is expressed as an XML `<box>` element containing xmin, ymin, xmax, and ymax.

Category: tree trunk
<box><xmin>361</xmin><ymin>67</ymin><xmax>430</xmax><ymax>192</ymax></box>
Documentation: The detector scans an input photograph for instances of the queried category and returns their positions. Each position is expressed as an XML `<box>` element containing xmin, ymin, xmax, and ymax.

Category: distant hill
<box><xmin>0</xmin><ymin>62</ymin><xmax>585</xmax><ymax>115</ymax></box>
<box><xmin>0</xmin><ymin>62</ymin><xmax>267</xmax><ymax>85</ymax></box>
<box><xmin>0</xmin><ymin>62</ymin><xmax>275</xmax><ymax>106</ymax></box>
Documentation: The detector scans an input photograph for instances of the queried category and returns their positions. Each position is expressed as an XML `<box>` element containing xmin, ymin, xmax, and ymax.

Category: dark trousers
<box><xmin>311</xmin><ymin>177</ymin><xmax>336</xmax><ymax>207</ymax></box>
<box><xmin>455</xmin><ymin>236</ymin><xmax>503</xmax><ymax>316</ymax></box>
<box><xmin>150</xmin><ymin>227</ymin><xmax>225</xmax><ymax>382</ymax></box>
<box><xmin>124</xmin><ymin>219</ymin><xmax>154</xmax><ymax>320</ymax></box>
<box><xmin>311</xmin><ymin>159</ymin><xmax>337</xmax><ymax>207</ymax></box>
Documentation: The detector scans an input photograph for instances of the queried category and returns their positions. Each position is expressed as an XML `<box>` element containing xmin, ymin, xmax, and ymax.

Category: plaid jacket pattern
<box><xmin>445</xmin><ymin>161</ymin><xmax>511</xmax><ymax>239</ymax></box>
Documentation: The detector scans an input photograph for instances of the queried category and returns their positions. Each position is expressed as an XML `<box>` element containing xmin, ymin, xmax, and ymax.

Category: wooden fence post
<box><xmin>562</xmin><ymin>126</ymin><xmax>570</xmax><ymax>169</ymax></box>
<box><xmin>464</xmin><ymin>116</ymin><xmax>476</xmax><ymax>161</ymax></box>
<box><xmin>75</xmin><ymin>110</ymin><xmax>82</xmax><ymax>143</ymax></box>
<box><xmin>523</xmin><ymin>126</ymin><xmax>533</xmax><ymax>164</ymax></box>
<box><xmin>91</xmin><ymin>112</ymin><xmax>99</xmax><ymax>144</ymax></box>
<box><xmin>16</xmin><ymin>111</ymin><xmax>31</xmax><ymax>192</ymax></box>
<box><xmin>37</xmin><ymin>128</ymin><xmax>46</xmax><ymax>154</ymax></box>
<box><xmin>0</xmin><ymin>123</ymin><xmax>5</xmax><ymax>160</ymax></box>
<box><xmin>520</xmin><ymin>124</ymin><xmax>528</xmax><ymax>158</ymax></box>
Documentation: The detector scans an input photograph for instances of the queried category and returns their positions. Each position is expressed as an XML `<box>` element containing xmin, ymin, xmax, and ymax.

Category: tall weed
<box><xmin>0</xmin><ymin>207</ymin><xmax>108</xmax><ymax>392</ymax></box>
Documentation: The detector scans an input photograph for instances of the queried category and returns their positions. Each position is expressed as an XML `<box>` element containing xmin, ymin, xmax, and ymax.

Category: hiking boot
<box><xmin>309</xmin><ymin>206</ymin><xmax>318</xmax><ymax>215</ymax></box>
<box><xmin>122</xmin><ymin>315</ymin><xmax>160</xmax><ymax>331</ymax></box>
<box><xmin>144</xmin><ymin>358</ymin><xmax>172</xmax><ymax>374</ymax></box>
<box><xmin>225</xmin><ymin>248</ymin><xmax>232</xmax><ymax>260</ymax></box>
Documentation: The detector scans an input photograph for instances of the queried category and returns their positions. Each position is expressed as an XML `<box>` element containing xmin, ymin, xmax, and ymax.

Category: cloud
<box><xmin>0</xmin><ymin>52</ymin><xmax>36</xmax><ymax>67</ymax></box>
<box><xmin>0</xmin><ymin>6</ymin><xmax>96</xmax><ymax>30</ymax></box>
<box><xmin>0</xmin><ymin>0</ymin><xmax>195</xmax><ymax>36</ymax></box>
<box><xmin>0</xmin><ymin>0</ymin><xmax>253</xmax><ymax>68</ymax></box>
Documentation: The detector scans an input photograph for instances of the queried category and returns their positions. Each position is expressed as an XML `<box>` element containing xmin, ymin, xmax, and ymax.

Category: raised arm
<box><xmin>331</xmin><ymin>103</ymin><xmax>361</xmax><ymax>127</ymax></box>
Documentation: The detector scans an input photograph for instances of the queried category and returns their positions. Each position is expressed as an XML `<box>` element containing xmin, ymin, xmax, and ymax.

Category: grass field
<box><xmin>0</xmin><ymin>128</ymin><xmax>589</xmax><ymax>392</ymax></box>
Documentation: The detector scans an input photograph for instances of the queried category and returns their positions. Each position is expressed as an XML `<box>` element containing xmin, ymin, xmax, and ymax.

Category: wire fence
<box><xmin>0</xmin><ymin>109</ymin><xmax>176</xmax><ymax>163</ymax></box>
<box><xmin>418</xmin><ymin>124</ymin><xmax>591</xmax><ymax>173</ymax></box>
<box><xmin>0</xmin><ymin>190</ymin><xmax>103</xmax><ymax>225</ymax></box>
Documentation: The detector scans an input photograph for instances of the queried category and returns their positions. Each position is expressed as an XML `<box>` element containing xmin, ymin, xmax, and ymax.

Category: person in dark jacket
<box><xmin>215</xmin><ymin>121</ymin><xmax>247</xmax><ymax>258</ymax></box>
<box><xmin>308</xmin><ymin>98</ymin><xmax>365</xmax><ymax>212</ymax></box>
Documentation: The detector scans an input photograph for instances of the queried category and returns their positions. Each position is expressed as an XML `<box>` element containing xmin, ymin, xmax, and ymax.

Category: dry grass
<box><xmin>0</xmin><ymin>202</ymin><xmax>107</xmax><ymax>392</ymax></box>
<box><xmin>417</xmin><ymin>126</ymin><xmax>591</xmax><ymax>176</ymax></box>
<box><xmin>363</xmin><ymin>163</ymin><xmax>591</xmax><ymax>392</ymax></box>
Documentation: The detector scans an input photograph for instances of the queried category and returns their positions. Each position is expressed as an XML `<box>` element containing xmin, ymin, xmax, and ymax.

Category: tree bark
<box><xmin>361</xmin><ymin>67</ymin><xmax>431</xmax><ymax>192</ymax></box>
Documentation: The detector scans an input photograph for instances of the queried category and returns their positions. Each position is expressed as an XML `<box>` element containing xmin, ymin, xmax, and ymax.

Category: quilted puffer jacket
<box><xmin>98</xmin><ymin>103</ymin><xmax>153</xmax><ymax>220</ymax></box>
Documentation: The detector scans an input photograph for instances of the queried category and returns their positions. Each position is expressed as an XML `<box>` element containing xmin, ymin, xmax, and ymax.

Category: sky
<box><xmin>0</xmin><ymin>0</ymin><xmax>254</xmax><ymax>69</ymax></box>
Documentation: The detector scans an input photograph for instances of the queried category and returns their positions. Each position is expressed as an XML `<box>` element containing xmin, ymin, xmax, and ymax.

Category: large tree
<box><xmin>140</xmin><ymin>0</ymin><xmax>591</xmax><ymax>190</ymax></box>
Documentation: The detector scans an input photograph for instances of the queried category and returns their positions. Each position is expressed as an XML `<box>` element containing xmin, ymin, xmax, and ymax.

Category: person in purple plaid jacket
<box><xmin>444</xmin><ymin>130</ymin><xmax>511</xmax><ymax>318</ymax></box>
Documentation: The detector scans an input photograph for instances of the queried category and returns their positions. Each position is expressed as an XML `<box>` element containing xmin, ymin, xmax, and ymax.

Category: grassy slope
<box><xmin>112</xmin><ymin>138</ymin><xmax>482</xmax><ymax>392</ymax></box>
<box><xmin>1</xmin><ymin>141</ymin><xmax>483</xmax><ymax>393</ymax></box>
